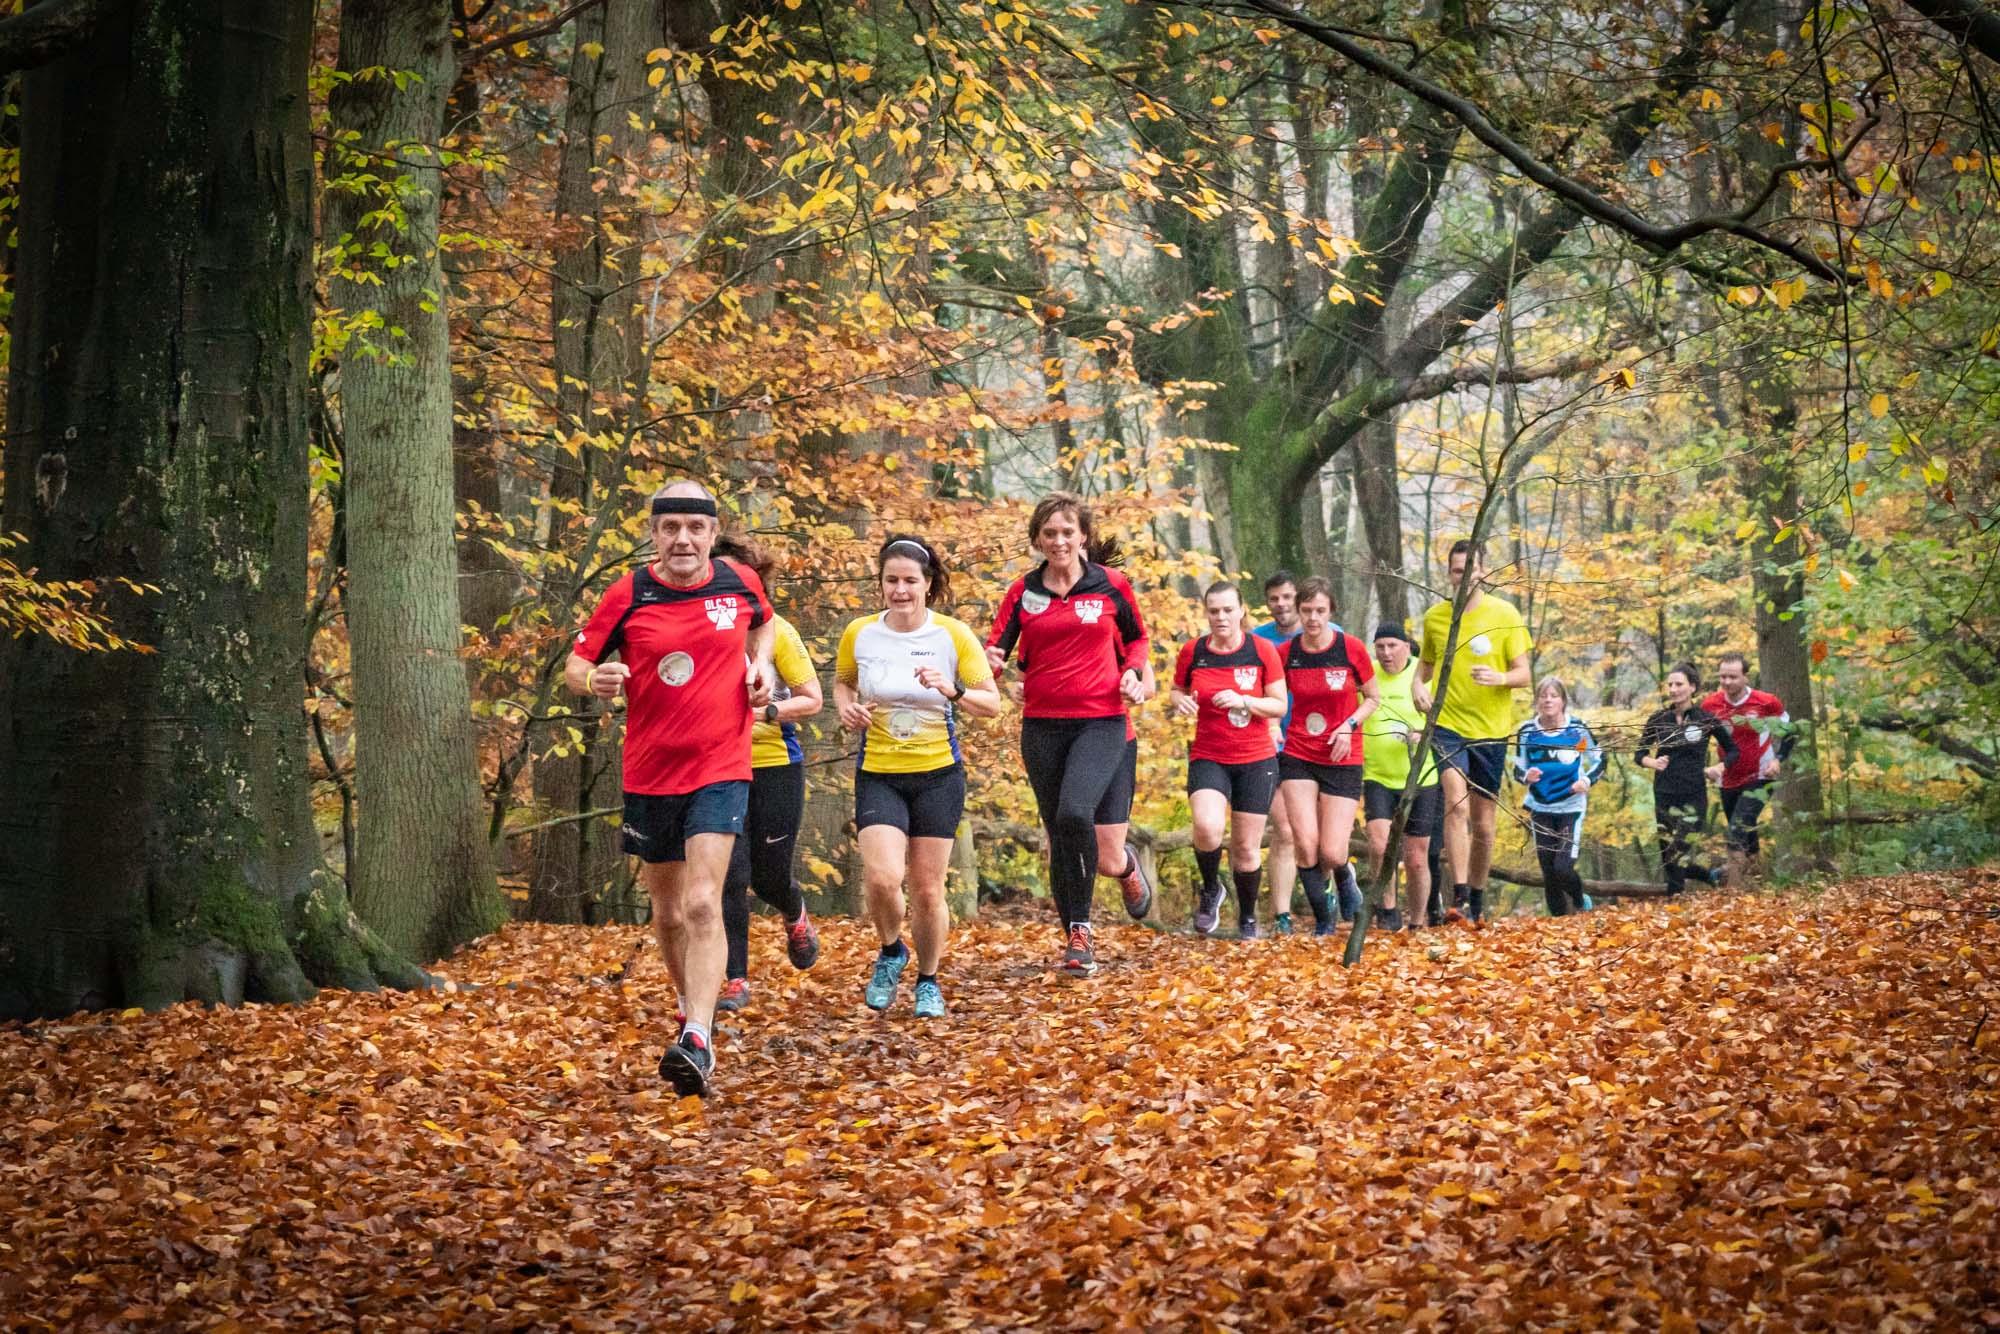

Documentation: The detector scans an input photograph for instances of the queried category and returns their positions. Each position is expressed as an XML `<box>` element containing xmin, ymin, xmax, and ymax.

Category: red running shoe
<box><xmin>1060</xmin><ymin>923</ymin><xmax>1097</xmax><ymax>977</ymax></box>
<box><xmin>785</xmin><ymin>912</ymin><xmax>820</xmax><ymax>970</ymax></box>
<box><xmin>716</xmin><ymin>977</ymin><xmax>751</xmax><ymax>1012</ymax></box>
<box><xmin>1116</xmin><ymin>844</ymin><xmax>1154</xmax><ymax>920</ymax></box>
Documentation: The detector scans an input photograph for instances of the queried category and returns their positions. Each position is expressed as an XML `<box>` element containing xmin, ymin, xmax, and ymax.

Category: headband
<box><xmin>651</xmin><ymin>495</ymin><xmax>718</xmax><ymax>517</ymax></box>
<box><xmin>882</xmin><ymin>539</ymin><xmax>933</xmax><ymax>563</ymax></box>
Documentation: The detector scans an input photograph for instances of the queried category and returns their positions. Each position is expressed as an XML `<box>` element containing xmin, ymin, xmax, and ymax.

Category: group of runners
<box><xmin>565</xmin><ymin>481</ymin><xmax>1797</xmax><ymax>1097</ymax></box>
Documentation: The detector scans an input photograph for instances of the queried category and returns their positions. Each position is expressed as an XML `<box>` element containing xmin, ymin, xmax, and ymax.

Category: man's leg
<box><xmin>673</xmin><ymin>832</ymin><xmax>735</xmax><ymax>1035</ymax></box>
<box><xmin>1267</xmin><ymin>795</ymin><xmax>1298</xmax><ymax>921</ymax></box>
<box><xmin>1467</xmin><ymin>792</ymin><xmax>1499</xmax><ymax>893</ymax></box>
<box><xmin>1365</xmin><ymin>818</ymin><xmax>1393</xmax><ymax>908</ymax></box>
<box><xmin>1402</xmin><ymin>836</ymin><xmax>1432</xmax><ymax>924</ymax></box>
<box><xmin>642</xmin><ymin>859</ymin><xmax>688</xmax><ymax>1003</ymax></box>
<box><xmin>1438</xmin><ymin>764</ymin><xmax>1473</xmax><ymax>895</ymax></box>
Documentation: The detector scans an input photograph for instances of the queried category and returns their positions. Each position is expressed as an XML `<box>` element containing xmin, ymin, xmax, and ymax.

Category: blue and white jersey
<box><xmin>1511</xmin><ymin>714</ymin><xmax>1608</xmax><ymax>814</ymax></box>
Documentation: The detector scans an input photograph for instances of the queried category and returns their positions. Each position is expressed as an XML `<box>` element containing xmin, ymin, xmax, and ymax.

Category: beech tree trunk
<box><xmin>0</xmin><ymin>0</ymin><xmax>425</xmax><ymax>1018</ymax></box>
<box><xmin>327</xmin><ymin>0</ymin><xmax>505</xmax><ymax>960</ymax></box>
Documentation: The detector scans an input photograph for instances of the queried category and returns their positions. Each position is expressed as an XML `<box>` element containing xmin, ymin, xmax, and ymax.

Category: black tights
<box><xmin>723</xmin><ymin>763</ymin><xmax>807</xmax><ymax>979</ymax></box>
<box><xmin>1530</xmin><ymin>809</ymin><xmax>1585</xmax><ymax>917</ymax></box>
<box><xmin>1655</xmin><ymin>791</ymin><xmax>1710</xmax><ymax>893</ymax></box>
<box><xmin>1021</xmin><ymin>717</ymin><xmax>1130</xmax><ymax>928</ymax></box>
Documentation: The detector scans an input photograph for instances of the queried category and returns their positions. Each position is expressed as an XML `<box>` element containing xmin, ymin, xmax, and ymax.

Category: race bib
<box><xmin>1228</xmin><ymin>707</ymin><xmax>1251</xmax><ymax>728</ymax></box>
<box><xmin>1305</xmin><ymin>712</ymin><xmax>1328</xmax><ymax>736</ymax></box>
<box><xmin>1468</xmin><ymin>633</ymin><xmax>1493</xmax><ymax>657</ymax></box>
<box><xmin>1021</xmin><ymin>589</ymin><xmax>1051</xmax><ymax>615</ymax></box>
<box><xmin>659</xmin><ymin>652</ymin><xmax>694</xmax><ymax>687</ymax></box>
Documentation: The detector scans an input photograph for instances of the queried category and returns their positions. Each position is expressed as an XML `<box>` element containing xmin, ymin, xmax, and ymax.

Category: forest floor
<box><xmin>4</xmin><ymin>873</ymin><xmax>1998</xmax><ymax>1330</ymax></box>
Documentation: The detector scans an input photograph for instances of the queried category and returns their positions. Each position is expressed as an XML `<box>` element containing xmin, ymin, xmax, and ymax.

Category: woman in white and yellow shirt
<box><xmin>714</xmin><ymin>537</ymin><xmax>823</xmax><ymax>1015</ymax></box>
<box><xmin>836</xmin><ymin>535</ymin><xmax>1003</xmax><ymax>1018</ymax></box>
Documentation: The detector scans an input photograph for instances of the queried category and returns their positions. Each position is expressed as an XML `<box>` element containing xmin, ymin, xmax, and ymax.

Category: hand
<box><xmin>1641</xmin><ymin>755</ymin><xmax>1669</xmax><ymax>772</ymax></box>
<box><xmin>1523</xmin><ymin>766</ymin><xmax>1544</xmax><ymax>783</ymax></box>
<box><xmin>1703</xmin><ymin>763</ymin><xmax>1724</xmax><ymax>784</ymax></box>
<box><xmin>1412</xmin><ymin>682</ymin><xmax>1433</xmax><ymax>712</ymax></box>
<box><xmin>1210</xmin><ymin>689</ymin><xmax>1243</xmax><ymax>711</ymax></box>
<box><xmin>914</xmin><ymin>664</ymin><xmax>952</xmax><ymax>695</ymax></box>
<box><xmin>1172</xmin><ymin>693</ymin><xmax>1199</xmax><ymax>719</ymax></box>
<box><xmin>746</xmin><ymin>660</ymin><xmax>773</xmax><ymax>708</ymax></box>
<box><xmin>588</xmin><ymin>661</ymin><xmax>631</xmax><ymax>699</ymax></box>
<box><xmin>985</xmin><ymin>644</ymin><xmax>1007</xmax><ymax>676</ymax></box>
<box><xmin>1760</xmin><ymin>759</ymin><xmax>1780</xmax><ymax>781</ymax></box>
<box><xmin>1469</xmin><ymin>665</ymin><xmax>1503</xmax><ymax>686</ymax></box>
<box><xmin>1120</xmin><ymin>669</ymin><xmax>1148</xmax><ymax>705</ymax></box>
<box><xmin>1327</xmin><ymin>731</ymin><xmax>1353</xmax><ymax>764</ymax></box>
<box><xmin>838</xmin><ymin>699</ymin><xmax>874</xmax><ymax>732</ymax></box>
<box><xmin>1005</xmin><ymin>679</ymin><xmax>1025</xmax><ymax>705</ymax></box>
<box><xmin>1571</xmin><ymin>778</ymin><xmax>1590</xmax><ymax>795</ymax></box>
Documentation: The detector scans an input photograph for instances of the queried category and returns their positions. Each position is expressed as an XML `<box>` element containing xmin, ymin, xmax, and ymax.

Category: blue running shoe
<box><xmin>913</xmin><ymin>977</ymin><xmax>946</xmax><ymax>1018</ymax></box>
<box><xmin>1238</xmin><ymin>919</ymin><xmax>1262</xmax><ymax>940</ymax></box>
<box><xmin>864</xmin><ymin>948</ymin><xmax>908</xmax><ymax>1011</ymax></box>
<box><xmin>1272</xmin><ymin>912</ymin><xmax>1293</xmax><ymax>936</ymax></box>
<box><xmin>1314</xmin><ymin>916</ymin><xmax>1339</xmax><ymax>937</ymax></box>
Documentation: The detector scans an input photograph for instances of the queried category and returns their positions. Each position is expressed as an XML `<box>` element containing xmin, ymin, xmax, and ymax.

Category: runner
<box><xmin>1170</xmin><ymin>582</ymin><xmax>1287</xmax><ymax>937</ymax></box>
<box><xmin>1361</xmin><ymin>622</ymin><xmax>1440</xmax><ymax>932</ymax></box>
<box><xmin>1252</xmin><ymin>571</ymin><xmax>1302</xmax><ymax>933</ymax></box>
<box><xmin>836</xmin><ymin>535</ymin><xmax>1002</xmax><ymax>1018</ymax></box>
<box><xmin>1638</xmin><ymin>663</ymin><xmax>1738</xmax><ymax>894</ymax></box>
<box><xmin>1702</xmin><ymin>653</ymin><xmax>1794</xmax><ymax>886</ymax></box>
<box><xmin>1277</xmin><ymin>578</ymin><xmax>1379</xmax><ymax>935</ymax></box>
<box><xmin>1510</xmin><ymin>677</ymin><xmax>1607</xmax><ymax>917</ymax></box>
<box><xmin>986</xmin><ymin>491</ymin><xmax>1156</xmax><ymax>976</ymax></box>
<box><xmin>566</xmin><ymin>480</ymin><xmax>773</xmax><ymax>1097</ymax></box>
<box><xmin>712</xmin><ymin>535</ymin><xmax>822</xmax><ymax>1013</ymax></box>
<box><xmin>1418</xmin><ymin>540</ymin><xmax>1532</xmax><ymax>922</ymax></box>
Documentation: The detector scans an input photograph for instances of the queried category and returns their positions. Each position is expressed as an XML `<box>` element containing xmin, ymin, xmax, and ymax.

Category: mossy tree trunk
<box><xmin>326</xmin><ymin>0</ymin><xmax>506</xmax><ymax>961</ymax></box>
<box><xmin>0</xmin><ymin>0</ymin><xmax>427</xmax><ymax>1019</ymax></box>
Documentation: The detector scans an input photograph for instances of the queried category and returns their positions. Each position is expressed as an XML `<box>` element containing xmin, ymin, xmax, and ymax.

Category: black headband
<box><xmin>651</xmin><ymin>495</ymin><xmax>717</xmax><ymax>517</ymax></box>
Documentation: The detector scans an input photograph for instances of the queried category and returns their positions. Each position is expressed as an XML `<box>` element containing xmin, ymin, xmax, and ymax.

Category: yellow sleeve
<box><xmin>1506</xmin><ymin>614</ymin><xmax>1534</xmax><ymax>663</ymax></box>
<box><xmin>1419</xmin><ymin>603</ymin><xmax>1445</xmax><ymax>667</ymax></box>
<box><xmin>945</xmin><ymin>615</ymin><xmax>993</xmax><ymax>688</ymax></box>
<box><xmin>774</xmin><ymin>618</ymin><xmax>815</xmax><ymax>689</ymax></box>
<box><xmin>835</xmin><ymin>616</ymin><xmax>865</xmax><ymax>685</ymax></box>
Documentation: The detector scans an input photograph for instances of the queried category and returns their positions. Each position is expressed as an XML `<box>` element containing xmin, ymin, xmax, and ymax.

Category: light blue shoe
<box><xmin>913</xmin><ymin>977</ymin><xmax>946</xmax><ymax>1018</ymax></box>
<box><xmin>864</xmin><ymin>949</ymin><xmax>908</xmax><ymax>1011</ymax></box>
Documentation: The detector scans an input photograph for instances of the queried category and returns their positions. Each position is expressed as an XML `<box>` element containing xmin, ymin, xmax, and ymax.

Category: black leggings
<box><xmin>1721</xmin><ymin>783</ymin><xmax>1770</xmax><ymax>856</ymax></box>
<box><xmin>723</xmin><ymin>763</ymin><xmax>807</xmax><ymax>980</ymax></box>
<box><xmin>1655</xmin><ymin>789</ymin><xmax>1710</xmax><ymax>893</ymax></box>
<box><xmin>1021</xmin><ymin>716</ymin><xmax>1131</xmax><ymax>929</ymax></box>
<box><xmin>1529</xmin><ymin>809</ymin><xmax>1585</xmax><ymax>917</ymax></box>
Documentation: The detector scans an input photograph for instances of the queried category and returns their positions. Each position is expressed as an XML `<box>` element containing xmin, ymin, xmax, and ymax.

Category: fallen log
<box><xmin>1487</xmin><ymin>864</ymin><xmax>1673</xmax><ymax>899</ymax></box>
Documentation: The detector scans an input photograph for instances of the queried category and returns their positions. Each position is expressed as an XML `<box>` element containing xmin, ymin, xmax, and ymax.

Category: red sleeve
<box><xmin>988</xmin><ymin>579</ymin><xmax>1025</xmax><ymax>659</ymax></box>
<box><xmin>1255</xmin><ymin>634</ymin><xmax>1285</xmax><ymax>684</ymax></box>
<box><xmin>1173</xmin><ymin>638</ymin><xmax>1197</xmax><ymax>690</ymax></box>
<box><xmin>722</xmin><ymin>557</ymin><xmax>772</xmax><ymax>627</ymax></box>
<box><xmin>572</xmin><ymin>574</ymin><xmax>635</xmax><ymax>663</ymax></box>
<box><xmin>1106</xmin><ymin>568</ymin><xmax>1149</xmax><ymax>673</ymax></box>
<box><xmin>1349</xmin><ymin>634</ymin><xmax>1375</xmax><ymax>682</ymax></box>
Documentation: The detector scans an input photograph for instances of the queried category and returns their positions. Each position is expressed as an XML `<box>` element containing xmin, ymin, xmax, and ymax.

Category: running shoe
<box><xmin>1427</xmin><ymin>888</ymin><xmax>1445</xmax><ymax>927</ymax></box>
<box><xmin>1468</xmin><ymin>888</ymin><xmax>1486</xmax><ymax>922</ymax></box>
<box><xmin>659</xmin><ymin>1029</ymin><xmax>714</xmax><ymax>1098</ymax></box>
<box><xmin>1060</xmin><ymin>923</ymin><xmax>1097</xmax><ymax>976</ymax></box>
<box><xmin>1191</xmin><ymin>883</ymin><xmax>1226</xmax><ymax>935</ymax></box>
<box><xmin>785</xmin><ymin>912</ymin><xmax>820</xmax><ymax>970</ymax></box>
<box><xmin>1377</xmin><ymin>906</ymin><xmax>1404</xmax><ymax>932</ymax></box>
<box><xmin>1238</xmin><ymin>919</ymin><xmax>1262</xmax><ymax>940</ymax></box>
<box><xmin>1117</xmin><ymin>846</ymin><xmax>1155</xmax><ymax>920</ymax></box>
<box><xmin>864</xmin><ymin>949</ymin><xmax>909</xmax><ymax>1011</ymax></box>
<box><xmin>1336</xmin><ymin>865</ymin><xmax>1362</xmax><ymax>921</ymax></box>
<box><xmin>716</xmin><ymin>977</ymin><xmax>751</xmax><ymax>1012</ymax></box>
<box><xmin>913</xmin><ymin>978</ymin><xmax>946</xmax><ymax>1018</ymax></box>
<box><xmin>1272</xmin><ymin>912</ymin><xmax>1293</xmax><ymax>936</ymax></box>
<box><xmin>1314</xmin><ymin>916</ymin><xmax>1339</xmax><ymax>937</ymax></box>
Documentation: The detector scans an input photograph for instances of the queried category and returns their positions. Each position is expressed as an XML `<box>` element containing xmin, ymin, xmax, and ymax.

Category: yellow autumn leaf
<box><xmin>1869</xmin><ymin>392</ymin><xmax>1888</xmax><ymax>418</ymax></box>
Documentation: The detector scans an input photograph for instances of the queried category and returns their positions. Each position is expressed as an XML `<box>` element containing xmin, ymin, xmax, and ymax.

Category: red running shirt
<box><xmin>1282</xmin><ymin>632</ymin><xmax>1374</xmax><ymax>766</ymax></box>
<box><xmin>1702</xmin><ymin>687</ymin><xmax>1789</xmax><ymax>790</ymax></box>
<box><xmin>988</xmin><ymin>562</ymin><xmax>1150</xmax><ymax>719</ymax></box>
<box><xmin>1173</xmin><ymin>634</ymin><xmax>1284</xmax><ymax>764</ymax></box>
<box><xmin>573</xmin><ymin>558</ymin><xmax>772</xmax><ymax>796</ymax></box>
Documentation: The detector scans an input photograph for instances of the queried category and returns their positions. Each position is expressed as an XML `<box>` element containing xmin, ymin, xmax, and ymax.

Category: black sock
<box><xmin>1194</xmin><ymin>847</ymin><xmax>1223</xmax><ymax>894</ymax></box>
<box><xmin>880</xmin><ymin>939</ymin><xmax>907</xmax><ymax>960</ymax></box>
<box><xmin>1299</xmin><ymin>866</ymin><xmax>1332</xmax><ymax>924</ymax></box>
<box><xmin>917</xmin><ymin>973</ymin><xmax>937</xmax><ymax>986</ymax></box>
<box><xmin>1233</xmin><ymin>867</ymin><xmax>1262</xmax><ymax>925</ymax></box>
<box><xmin>1452</xmin><ymin>882</ymin><xmax>1471</xmax><ymax>909</ymax></box>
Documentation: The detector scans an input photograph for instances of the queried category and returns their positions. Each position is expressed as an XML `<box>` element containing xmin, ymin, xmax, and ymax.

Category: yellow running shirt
<box><xmin>836</xmin><ymin>610</ymin><xmax>993</xmax><ymax>774</ymax></box>
<box><xmin>749</xmin><ymin>615</ymin><xmax>817</xmax><ymax>769</ymax></box>
<box><xmin>1419</xmin><ymin>593</ymin><xmax>1532</xmax><ymax>744</ymax></box>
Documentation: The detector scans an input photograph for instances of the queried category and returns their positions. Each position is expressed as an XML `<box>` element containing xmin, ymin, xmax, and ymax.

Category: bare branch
<box><xmin>0</xmin><ymin>0</ymin><xmax>104</xmax><ymax>78</ymax></box>
<box><xmin>1905</xmin><ymin>0</ymin><xmax>2000</xmax><ymax>66</ymax></box>
<box><xmin>462</xmin><ymin>0</ymin><xmax>601</xmax><ymax>62</ymax></box>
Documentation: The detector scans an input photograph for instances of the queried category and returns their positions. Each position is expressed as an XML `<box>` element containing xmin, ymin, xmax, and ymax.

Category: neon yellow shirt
<box><xmin>1362</xmin><ymin>660</ymin><xmax>1439</xmax><ymax>789</ymax></box>
<box><xmin>836</xmin><ymin>610</ymin><xmax>992</xmax><ymax>774</ymax></box>
<box><xmin>1419</xmin><ymin>593</ymin><xmax>1532</xmax><ymax>743</ymax></box>
<box><xmin>750</xmin><ymin>616</ymin><xmax>816</xmax><ymax>769</ymax></box>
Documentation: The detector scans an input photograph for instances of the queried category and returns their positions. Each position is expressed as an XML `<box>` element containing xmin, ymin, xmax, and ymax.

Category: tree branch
<box><xmin>0</xmin><ymin>0</ymin><xmax>104</xmax><ymax>78</ymax></box>
<box><xmin>462</xmin><ymin>0</ymin><xmax>601</xmax><ymax>62</ymax></box>
<box><xmin>1905</xmin><ymin>0</ymin><xmax>2000</xmax><ymax>66</ymax></box>
<box><xmin>1387</xmin><ymin>353</ymin><xmax>1607</xmax><ymax>410</ymax></box>
<box><xmin>1860</xmin><ymin>713</ymin><xmax>1999</xmax><ymax>778</ymax></box>
<box><xmin>1218</xmin><ymin>0</ymin><xmax>1844</xmax><ymax>283</ymax></box>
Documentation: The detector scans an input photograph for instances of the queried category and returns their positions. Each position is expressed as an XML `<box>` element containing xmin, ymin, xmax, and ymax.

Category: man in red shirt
<box><xmin>566</xmin><ymin>481</ymin><xmax>774</xmax><ymax>1096</ymax></box>
<box><xmin>1701</xmin><ymin>651</ymin><xmax>1794</xmax><ymax>887</ymax></box>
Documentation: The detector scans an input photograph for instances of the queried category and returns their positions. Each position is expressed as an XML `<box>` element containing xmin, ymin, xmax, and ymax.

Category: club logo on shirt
<box><xmin>1228</xmin><ymin>707</ymin><xmax>1252</xmax><ymax>728</ymax></box>
<box><xmin>1073</xmin><ymin>598</ymin><xmax>1105</xmax><ymax>624</ymax></box>
<box><xmin>1553</xmin><ymin>748</ymin><xmax>1579</xmax><ymax>766</ymax></box>
<box><xmin>1233</xmin><ymin>667</ymin><xmax>1260</xmax><ymax>690</ymax></box>
<box><xmin>1468</xmin><ymin>633</ymin><xmax>1493</xmax><ymax>657</ymax></box>
<box><xmin>705</xmin><ymin>597</ymin><xmax>740</xmax><ymax>631</ymax></box>
<box><xmin>1021</xmin><ymin>589</ymin><xmax>1051</xmax><ymax>615</ymax></box>
<box><xmin>659</xmin><ymin>652</ymin><xmax>694</xmax><ymax>687</ymax></box>
<box><xmin>1305</xmin><ymin>712</ymin><xmax>1328</xmax><ymax>736</ymax></box>
<box><xmin>1324</xmin><ymin>668</ymin><xmax>1348</xmax><ymax>690</ymax></box>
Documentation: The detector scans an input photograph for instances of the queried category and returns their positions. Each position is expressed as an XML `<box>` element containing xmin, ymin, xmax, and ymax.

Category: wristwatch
<box><xmin>946</xmin><ymin>681</ymin><xmax>965</xmax><ymax>701</ymax></box>
<box><xmin>764</xmin><ymin>703</ymin><xmax>779</xmax><ymax>724</ymax></box>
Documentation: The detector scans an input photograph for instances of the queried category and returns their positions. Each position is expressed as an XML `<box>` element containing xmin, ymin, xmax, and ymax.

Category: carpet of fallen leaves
<box><xmin>5</xmin><ymin>873</ymin><xmax>2000</xmax><ymax>1330</ymax></box>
